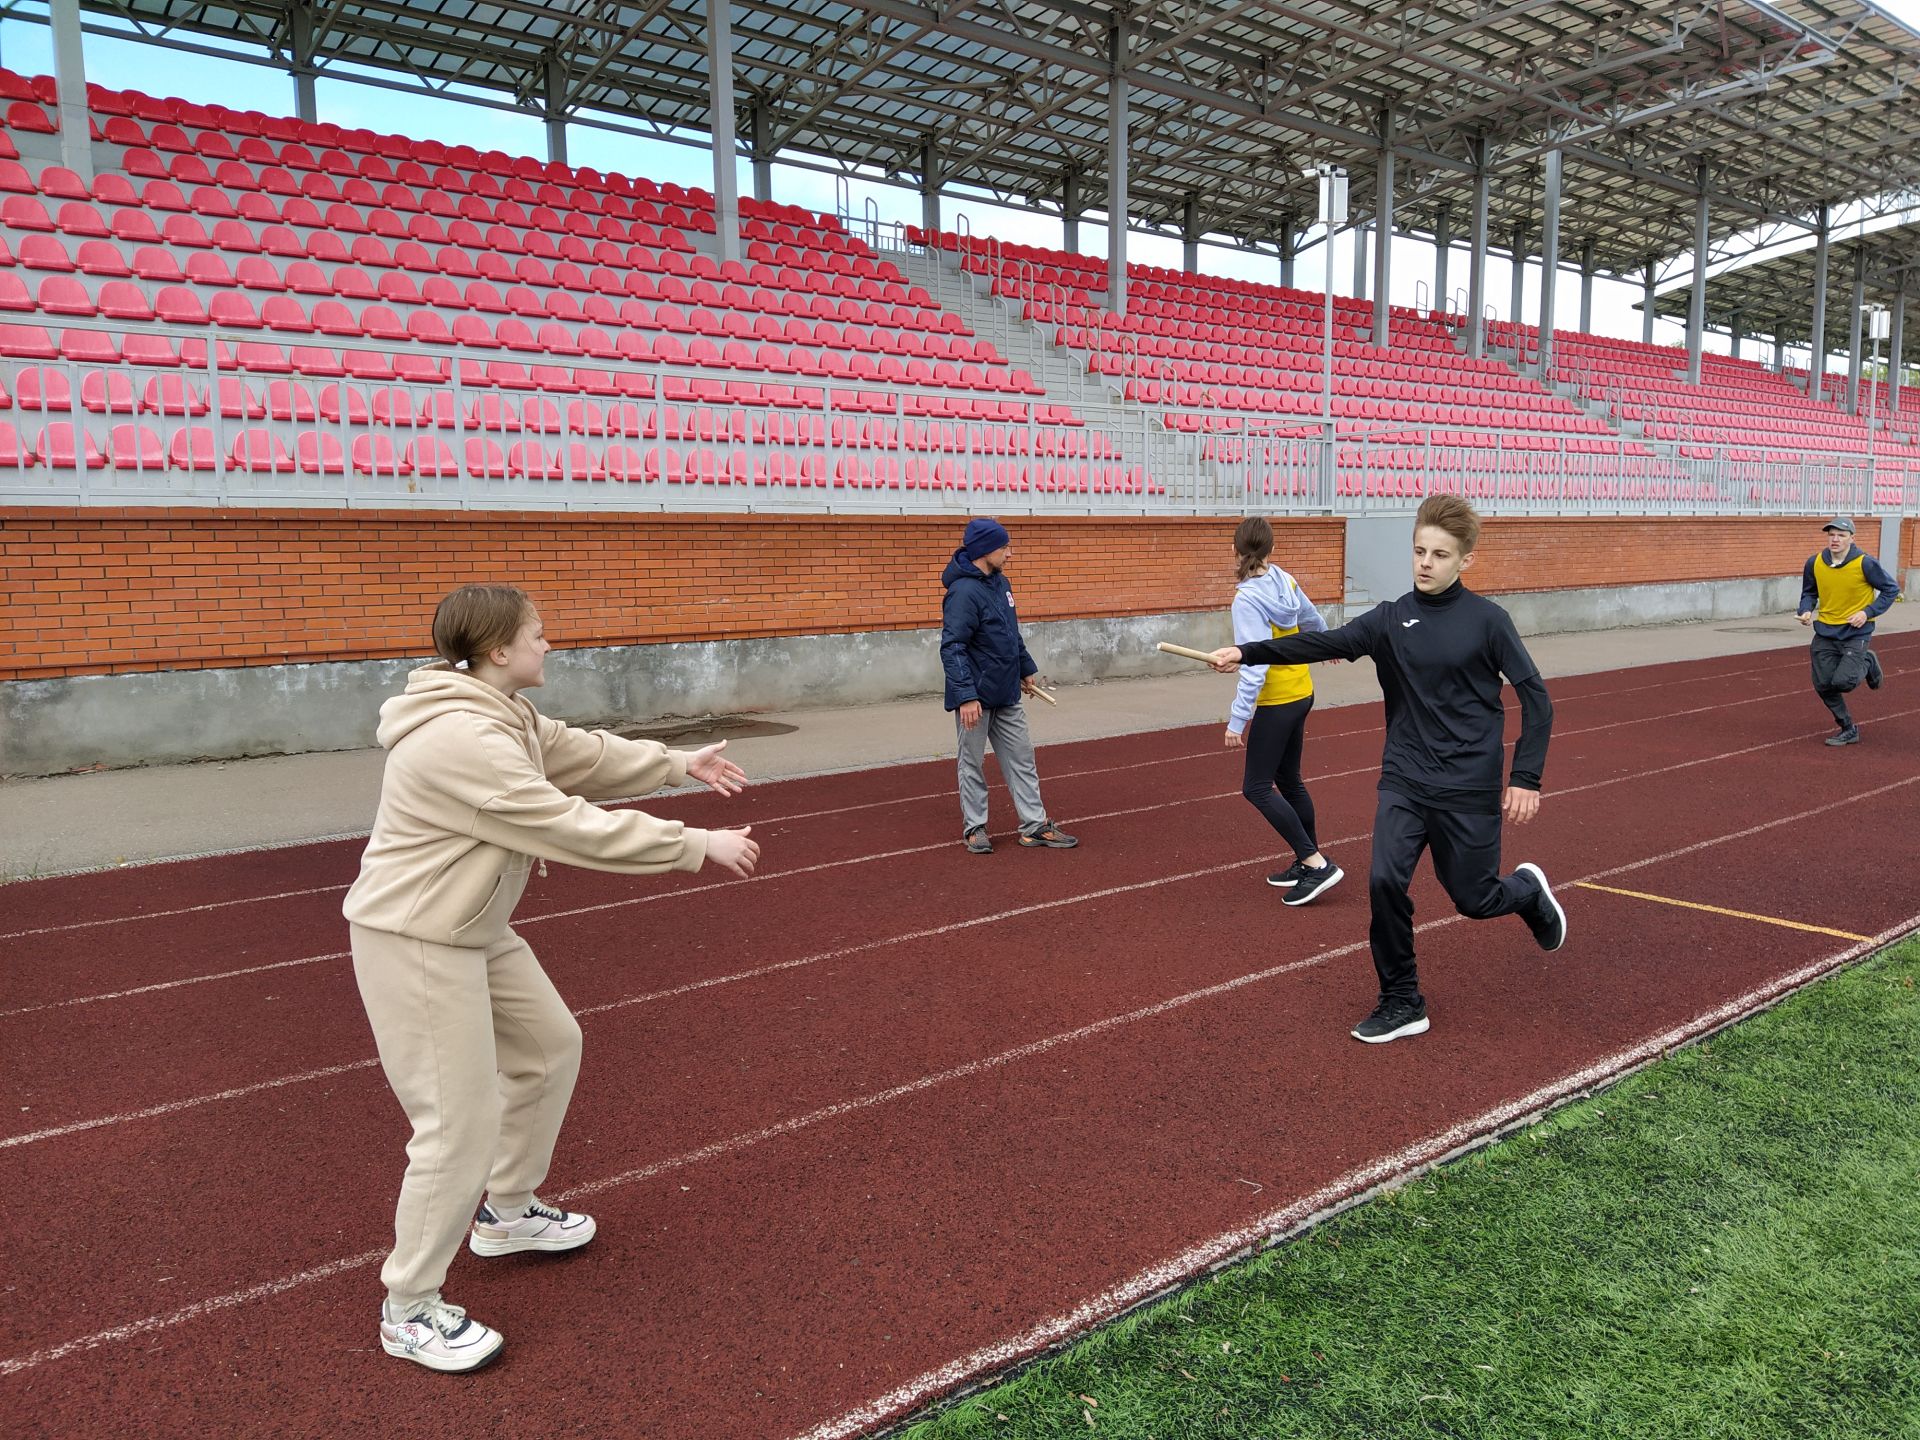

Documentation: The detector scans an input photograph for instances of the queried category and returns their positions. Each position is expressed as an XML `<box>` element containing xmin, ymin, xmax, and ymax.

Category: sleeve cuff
<box><xmin>675</xmin><ymin>827</ymin><xmax>709</xmax><ymax>872</ymax></box>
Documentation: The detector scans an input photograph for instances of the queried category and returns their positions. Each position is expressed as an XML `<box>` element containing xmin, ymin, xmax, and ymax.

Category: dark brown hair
<box><xmin>1233</xmin><ymin>515</ymin><xmax>1274</xmax><ymax>582</ymax></box>
<box><xmin>432</xmin><ymin>584</ymin><xmax>536</xmax><ymax>667</ymax></box>
<box><xmin>1414</xmin><ymin>494</ymin><xmax>1482</xmax><ymax>553</ymax></box>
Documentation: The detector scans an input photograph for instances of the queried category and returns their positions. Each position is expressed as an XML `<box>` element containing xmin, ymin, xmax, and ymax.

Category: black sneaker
<box><xmin>1865</xmin><ymin>650</ymin><xmax>1882</xmax><ymax>690</ymax></box>
<box><xmin>1351</xmin><ymin>995</ymin><xmax>1429</xmax><ymax>1044</ymax></box>
<box><xmin>964</xmin><ymin>828</ymin><xmax>993</xmax><ymax>854</ymax></box>
<box><xmin>1018</xmin><ymin>824</ymin><xmax>1079</xmax><ymax>849</ymax></box>
<box><xmin>1825</xmin><ymin>726</ymin><xmax>1861</xmax><ymax>747</ymax></box>
<box><xmin>1282</xmin><ymin>860</ymin><xmax>1344</xmax><ymax>906</ymax></box>
<box><xmin>1267</xmin><ymin>860</ymin><xmax>1309</xmax><ymax>888</ymax></box>
<box><xmin>1514</xmin><ymin>862</ymin><xmax>1567</xmax><ymax>952</ymax></box>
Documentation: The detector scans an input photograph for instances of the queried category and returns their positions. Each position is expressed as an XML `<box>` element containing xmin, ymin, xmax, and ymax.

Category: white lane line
<box><xmin>5</xmin><ymin>822</ymin><xmax>1913</xmax><ymax>1380</ymax></box>
<box><xmin>0</xmin><ymin>647</ymin><xmax>1831</xmax><ymax>934</ymax></box>
<box><xmin>788</xmin><ymin>910</ymin><xmax>1920</xmax><ymax>1440</ymax></box>
<box><xmin>8</xmin><ymin>693</ymin><xmax>1918</xmax><ymax>1026</ymax></box>
<box><xmin>0</xmin><ymin>1060</ymin><xmax>381</xmax><ymax>1150</ymax></box>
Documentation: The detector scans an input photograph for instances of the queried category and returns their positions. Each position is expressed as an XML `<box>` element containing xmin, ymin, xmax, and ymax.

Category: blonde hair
<box><xmin>1233</xmin><ymin>515</ymin><xmax>1274</xmax><ymax>582</ymax></box>
<box><xmin>1414</xmin><ymin>494</ymin><xmax>1482</xmax><ymax>553</ymax></box>
<box><xmin>432</xmin><ymin>584</ymin><xmax>535</xmax><ymax>667</ymax></box>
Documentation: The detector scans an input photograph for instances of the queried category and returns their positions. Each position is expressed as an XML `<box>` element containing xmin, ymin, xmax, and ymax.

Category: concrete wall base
<box><xmin>0</xmin><ymin>569</ymin><xmax>1889</xmax><ymax>776</ymax></box>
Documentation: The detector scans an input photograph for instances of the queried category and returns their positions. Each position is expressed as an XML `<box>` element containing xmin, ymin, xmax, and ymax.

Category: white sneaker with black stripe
<box><xmin>379</xmin><ymin>1294</ymin><xmax>504</xmax><ymax>1373</ymax></box>
<box><xmin>469</xmin><ymin>1196</ymin><xmax>597</xmax><ymax>1257</ymax></box>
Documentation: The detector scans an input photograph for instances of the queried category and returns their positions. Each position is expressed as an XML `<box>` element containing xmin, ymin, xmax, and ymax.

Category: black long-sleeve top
<box><xmin>1235</xmin><ymin>580</ymin><xmax>1553</xmax><ymax>815</ymax></box>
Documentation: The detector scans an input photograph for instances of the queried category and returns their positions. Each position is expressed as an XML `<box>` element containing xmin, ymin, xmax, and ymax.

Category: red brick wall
<box><xmin>1907</xmin><ymin>518</ymin><xmax>1920</xmax><ymax>573</ymax></box>
<box><xmin>0</xmin><ymin>510</ymin><xmax>1344</xmax><ymax>681</ymax></box>
<box><xmin>1467</xmin><ymin>516</ymin><xmax>1831</xmax><ymax>595</ymax></box>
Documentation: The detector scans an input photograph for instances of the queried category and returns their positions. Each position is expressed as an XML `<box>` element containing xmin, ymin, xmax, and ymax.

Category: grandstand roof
<box><xmin>59</xmin><ymin>1</ymin><xmax>1920</xmax><ymax>282</ymax></box>
<box><xmin>1652</xmin><ymin>216</ymin><xmax>1918</xmax><ymax>363</ymax></box>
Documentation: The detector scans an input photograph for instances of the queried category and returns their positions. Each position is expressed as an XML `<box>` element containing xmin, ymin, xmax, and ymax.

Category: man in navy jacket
<box><xmin>941</xmin><ymin>518</ymin><xmax>1079</xmax><ymax>854</ymax></box>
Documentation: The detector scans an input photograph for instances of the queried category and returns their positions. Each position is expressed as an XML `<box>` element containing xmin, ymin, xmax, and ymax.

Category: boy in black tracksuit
<box><xmin>1211</xmin><ymin>496</ymin><xmax>1566</xmax><ymax>1043</ymax></box>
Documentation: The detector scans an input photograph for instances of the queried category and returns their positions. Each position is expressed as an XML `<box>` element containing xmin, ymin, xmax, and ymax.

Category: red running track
<box><xmin>2</xmin><ymin>636</ymin><xmax>1917</xmax><ymax>1438</ymax></box>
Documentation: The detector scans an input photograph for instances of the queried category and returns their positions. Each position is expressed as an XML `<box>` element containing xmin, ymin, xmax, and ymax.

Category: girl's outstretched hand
<box><xmin>687</xmin><ymin>740</ymin><xmax>748</xmax><ymax>795</ymax></box>
<box><xmin>706</xmin><ymin>826</ymin><xmax>760</xmax><ymax>877</ymax></box>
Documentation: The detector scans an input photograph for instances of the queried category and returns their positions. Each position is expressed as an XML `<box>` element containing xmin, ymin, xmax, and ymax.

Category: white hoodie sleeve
<box><xmin>1227</xmin><ymin>587</ymin><xmax>1269</xmax><ymax>735</ymax></box>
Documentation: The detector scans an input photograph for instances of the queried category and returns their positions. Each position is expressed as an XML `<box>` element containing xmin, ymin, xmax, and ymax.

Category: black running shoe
<box><xmin>1351</xmin><ymin>995</ymin><xmax>1430</xmax><ymax>1044</ymax></box>
<box><xmin>1514</xmin><ymin>862</ymin><xmax>1567</xmax><ymax>952</ymax></box>
<box><xmin>1865</xmin><ymin>650</ymin><xmax>1883</xmax><ymax>690</ymax></box>
<box><xmin>1267</xmin><ymin>860</ymin><xmax>1308</xmax><ymax>888</ymax></box>
<box><xmin>964</xmin><ymin>828</ymin><xmax>993</xmax><ymax>854</ymax></box>
<box><xmin>1282</xmin><ymin>860</ymin><xmax>1344</xmax><ymax>907</ymax></box>
<box><xmin>1825</xmin><ymin>726</ymin><xmax>1861</xmax><ymax>747</ymax></box>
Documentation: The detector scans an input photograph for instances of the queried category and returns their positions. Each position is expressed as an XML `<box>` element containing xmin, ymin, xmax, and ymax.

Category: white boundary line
<box><xmin>798</xmin><ymin>910</ymin><xmax>1920</xmax><ymax>1440</ymax></box>
<box><xmin>5</xmin><ymin>833</ymin><xmax>1913</xmax><ymax>1381</ymax></box>
<box><xmin>0</xmin><ymin>658</ymin><xmax>1879</xmax><ymax>948</ymax></box>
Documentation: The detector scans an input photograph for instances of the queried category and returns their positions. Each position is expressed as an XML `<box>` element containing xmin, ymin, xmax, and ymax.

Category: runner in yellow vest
<box><xmin>1796</xmin><ymin>516</ymin><xmax>1900</xmax><ymax>746</ymax></box>
<box><xmin>1224</xmin><ymin>517</ymin><xmax>1343</xmax><ymax>906</ymax></box>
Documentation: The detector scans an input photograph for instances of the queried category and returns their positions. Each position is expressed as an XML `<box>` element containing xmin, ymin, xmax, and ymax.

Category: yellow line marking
<box><xmin>1569</xmin><ymin>882</ymin><xmax>1872</xmax><ymax>942</ymax></box>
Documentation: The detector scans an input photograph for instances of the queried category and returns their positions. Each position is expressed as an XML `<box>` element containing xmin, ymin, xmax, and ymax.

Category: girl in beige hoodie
<box><xmin>343</xmin><ymin>584</ymin><xmax>759</xmax><ymax>1372</ymax></box>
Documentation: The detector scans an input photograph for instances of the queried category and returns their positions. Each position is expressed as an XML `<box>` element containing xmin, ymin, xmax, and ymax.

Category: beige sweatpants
<box><xmin>350</xmin><ymin>923</ymin><xmax>583</xmax><ymax>1308</ymax></box>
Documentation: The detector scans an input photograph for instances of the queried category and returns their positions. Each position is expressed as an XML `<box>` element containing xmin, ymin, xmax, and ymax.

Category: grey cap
<box><xmin>1822</xmin><ymin>516</ymin><xmax>1856</xmax><ymax>534</ymax></box>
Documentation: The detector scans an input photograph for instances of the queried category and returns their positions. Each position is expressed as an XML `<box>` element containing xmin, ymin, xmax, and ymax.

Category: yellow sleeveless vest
<box><xmin>1814</xmin><ymin>552</ymin><xmax>1878</xmax><ymax>627</ymax></box>
<box><xmin>1256</xmin><ymin>623</ymin><xmax>1314</xmax><ymax>706</ymax></box>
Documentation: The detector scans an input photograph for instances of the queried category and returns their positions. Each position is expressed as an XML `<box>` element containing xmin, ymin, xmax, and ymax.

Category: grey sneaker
<box><xmin>1018</xmin><ymin>824</ymin><xmax>1079</xmax><ymax>849</ymax></box>
<box><xmin>1825</xmin><ymin>726</ymin><xmax>1861</xmax><ymax>747</ymax></box>
<box><xmin>964</xmin><ymin>828</ymin><xmax>993</xmax><ymax>854</ymax></box>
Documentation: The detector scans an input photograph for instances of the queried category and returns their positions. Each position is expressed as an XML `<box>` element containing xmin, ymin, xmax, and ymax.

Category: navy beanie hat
<box><xmin>961</xmin><ymin>517</ymin><xmax>1011</xmax><ymax>561</ymax></box>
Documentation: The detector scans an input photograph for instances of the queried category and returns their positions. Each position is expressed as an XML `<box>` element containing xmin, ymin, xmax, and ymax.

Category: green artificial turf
<box><xmin>901</xmin><ymin>939</ymin><xmax>1920</xmax><ymax>1440</ymax></box>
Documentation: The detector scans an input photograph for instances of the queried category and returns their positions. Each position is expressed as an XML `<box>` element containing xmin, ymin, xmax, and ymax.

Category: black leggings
<box><xmin>1240</xmin><ymin>696</ymin><xmax>1318</xmax><ymax>861</ymax></box>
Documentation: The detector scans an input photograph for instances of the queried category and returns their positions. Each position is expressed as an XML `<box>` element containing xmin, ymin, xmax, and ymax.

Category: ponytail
<box><xmin>1233</xmin><ymin>515</ymin><xmax>1273</xmax><ymax>583</ymax></box>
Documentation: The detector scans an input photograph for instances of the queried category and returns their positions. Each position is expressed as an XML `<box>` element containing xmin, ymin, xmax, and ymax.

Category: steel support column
<box><xmin>48</xmin><ymin>0</ymin><xmax>91</xmax><ymax>180</ymax></box>
<box><xmin>1352</xmin><ymin>220</ymin><xmax>1369</xmax><ymax>299</ymax></box>
<box><xmin>1106</xmin><ymin>22</ymin><xmax>1128</xmax><ymax>316</ymax></box>
<box><xmin>1686</xmin><ymin>162</ymin><xmax>1709</xmax><ymax>386</ymax></box>
<box><xmin>1846</xmin><ymin>248</ymin><xmax>1867</xmax><ymax>414</ymax></box>
<box><xmin>543</xmin><ymin>53</ymin><xmax>568</xmax><ymax>166</ymax></box>
<box><xmin>1062</xmin><ymin>170</ymin><xmax>1081</xmax><ymax>251</ymax></box>
<box><xmin>1891</xmin><ymin>272</ymin><xmax>1907</xmax><ymax>415</ymax></box>
<box><xmin>707</xmin><ymin>0</ymin><xmax>740</xmax><ymax>265</ymax></box>
<box><xmin>1578</xmin><ymin>237</ymin><xmax>1596</xmax><ymax>333</ymax></box>
<box><xmin>1729</xmin><ymin>309</ymin><xmax>1743</xmax><ymax>361</ymax></box>
<box><xmin>1371</xmin><ymin>106</ymin><xmax>1395</xmax><ymax>346</ymax></box>
<box><xmin>1466</xmin><ymin>138</ymin><xmax>1490</xmax><ymax>357</ymax></box>
<box><xmin>1509</xmin><ymin>223</ymin><xmax>1526</xmax><ymax>329</ymax></box>
<box><xmin>289</xmin><ymin>0</ymin><xmax>318</xmax><ymax>124</ymax></box>
<box><xmin>1808</xmin><ymin>204</ymin><xmax>1831</xmax><ymax>395</ymax></box>
<box><xmin>919</xmin><ymin>137</ymin><xmax>940</xmax><ymax>234</ymax></box>
<box><xmin>1433</xmin><ymin>204</ymin><xmax>1451</xmax><ymax>314</ymax></box>
<box><xmin>1537</xmin><ymin>148</ymin><xmax>1561</xmax><ymax>379</ymax></box>
<box><xmin>1182</xmin><ymin>193</ymin><xmax>1200</xmax><ymax>273</ymax></box>
<box><xmin>1642</xmin><ymin>263</ymin><xmax>1656</xmax><ymax>345</ymax></box>
<box><xmin>1279</xmin><ymin>223</ymin><xmax>1296</xmax><ymax>290</ymax></box>
<box><xmin>750</xmin><ymin>100</ymin><xmax>773</xmax><ymax>203</ymax></box>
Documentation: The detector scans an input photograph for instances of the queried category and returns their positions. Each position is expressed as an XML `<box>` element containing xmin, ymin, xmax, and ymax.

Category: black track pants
<box><xmin>1240</xmin><ymin>696</ymin><xmax>1318</xmax><ymax>861</ymax></box>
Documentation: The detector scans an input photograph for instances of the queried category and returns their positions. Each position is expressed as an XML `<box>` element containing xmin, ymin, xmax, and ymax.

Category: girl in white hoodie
<box><xmin>1225</xmin><ymin>518</ymin><xmax>1343</xmax><ymax>906</ymax></box>
<box><xmin>343</xmin><ymin>584</ymin><xmax>759</xmax><ymax>1372</ymax></box>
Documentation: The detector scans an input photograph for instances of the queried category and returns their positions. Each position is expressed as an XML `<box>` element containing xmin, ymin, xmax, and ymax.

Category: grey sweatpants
<box><xmin>956</xmin><ymin>702</ymin><xmax>1050</xmax><ymax>836</ymax></box>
